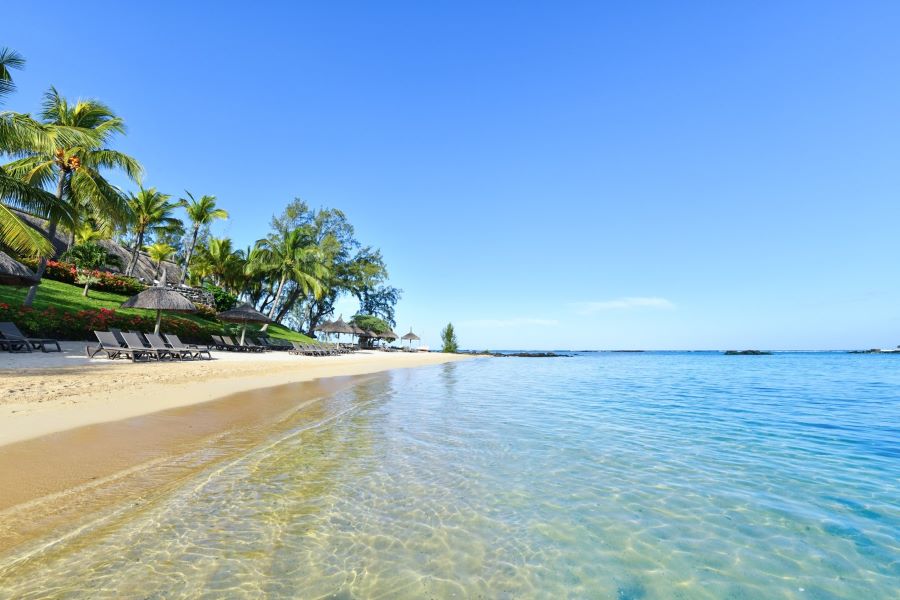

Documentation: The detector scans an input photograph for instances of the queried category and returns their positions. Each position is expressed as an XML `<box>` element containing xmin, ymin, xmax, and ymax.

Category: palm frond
<box><xmin>2</xmin><ymin>155</ymin><xmax>58</xmax><ymax>190</ymax></box>
<box><xmin>83</xmin><ymin>148</ymin><xmax>142</xmax><ymax>182</ymax></box>
<box><xmin>0</xmin><ymin>48</ymin><xmax>25</xmax><ymax>103</ymax></box>
<box><xmin>0</xmin><ymin>202</ymin><xmax>53</xmax><ymax>257</ymax></box>
<box><xmin>70</xmin><ymin>167</ymin><xmax>131</xmax><ymax>223</ymax></box>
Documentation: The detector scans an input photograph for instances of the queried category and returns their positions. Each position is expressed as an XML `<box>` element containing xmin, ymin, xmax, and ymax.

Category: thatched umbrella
<box><xmin>314</xmin><ymin>319</ymin><xmax>336</xmax><ymax>342</ymax></box>
<box><xmin>217</xmin><ymin>303</ymin><xmax>270</xmax><ymax>345</ymax></box>
<box><xmin>0</xmin><ymin>251</ymin><xmax>37</xmax><ymax>286</ymax></box>
<box><xmin>120</xmin><ymin>286</ymin><xmax>196</xmax><ymax>335</ymax></box>
<box><xmin>402</xmin><ymin>327</ymin><xmax>420</xmax><ymax>349</ymax></box>
<box><xmin>381</xmin><ymin>329</ymin><xmax>399</xmax><ymax>341</ymax></box>
<box><xmin>329</xmin><ymin>315</ymin><xmax>354</xmax><ymax>335</ymax></box>
<box><xmin>325</xmin><ymin>315</ymin><xmax>354</xmax><ymax>344</ymax></box>
<box><xmin>348</xmin><ymin>321</ymin><xmax>377</xmax><ymax>348</ymax></box>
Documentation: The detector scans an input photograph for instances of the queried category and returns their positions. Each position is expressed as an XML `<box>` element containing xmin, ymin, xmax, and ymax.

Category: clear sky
<box><xmin>5</xmin><ymin>2</ymin><xmax>900</xmax><ymax>350</ymax></box>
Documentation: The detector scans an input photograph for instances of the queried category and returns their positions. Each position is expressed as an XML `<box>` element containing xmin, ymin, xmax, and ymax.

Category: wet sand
<box><xmin>0</xmin><ymin>349</ymin><xmax>471</xmax><ymax>555</ymax></box>
<box><xmin>0</xmin><ymin>345</ymin><xmax>469</xmax><ymax>445</ymax></box>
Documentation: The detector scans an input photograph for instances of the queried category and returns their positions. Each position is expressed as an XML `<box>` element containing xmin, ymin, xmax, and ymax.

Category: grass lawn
<box><xmin>0</xmin><ymin>279</ymin><xmax>315</xmax><ymax>342</ymax></box>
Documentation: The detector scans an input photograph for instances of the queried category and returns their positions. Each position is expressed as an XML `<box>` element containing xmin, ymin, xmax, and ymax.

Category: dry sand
<box><xmin>0</xmin><ymin>343</ymin><xmax>470</xmax><ymax>446</ymax></box>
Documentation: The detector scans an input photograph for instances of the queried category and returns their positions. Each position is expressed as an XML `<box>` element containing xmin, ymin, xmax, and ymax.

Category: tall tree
<box><xmin>4</xmin><ymin>87</ymin><xmax>142</xmax><ymax>305</ymax></box>
<box><xmin>124</xmin><ymin>187</ymin><xmax>180</xmax><ymax>276</ymax></box>
<box><xmin>178</xmin><ymin>191</ymin><xmax>227</xmax><ymax>284</ymax></box>
<box><xmin>441</xmin><ymin>323</ymin><xmax>459</xmax><ymax>353</ymax></box>
<box><xmin>251</xmin><ymin>228</ymin><xmax>327</xmax><ymax>321</ymax></box>
<box><xmin>192</xmin><ymin>236</ymin><xmax>245</xmax><ymax>291</ymax></box>
<box><xmin>0</xmin><ymin>49</ymin><xmax>78</xmax><ymax>259</ymax></box>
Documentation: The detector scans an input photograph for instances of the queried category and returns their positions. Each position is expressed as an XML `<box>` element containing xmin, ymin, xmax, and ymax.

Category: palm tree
<box><xmin>124</xmin><ymin>187</ymin><xmax>180</xmax><ymax>276</ymax></box>
<box><xmin>251</xmin><ymin>229</ymin><xmax>327</xmax><ymax>321</ymax></box>
<box><xmin>146</xmin><ymin>242</ymin><xmax>175</xmax><ymax>281</ymax></box>
<box><xmin>192</xmin><ymin>236</ymin><xmax>245</xmax><ymax>291</ymax></box>
<box><xmin>178</xmin><ymin>191</ymin><xmax>227</xmax><ymax>285</ymax></box>
<box><xmin>4</xmin><ymin>87</ymin><xmax>142</xmax><ymax>305</ymax></box>
<box><xmin>0</xmin><ymin>49</ymin><xmax>75</xmax><ymax>259</ymax></box>
<box><xmin>73</xmin><ymin>221</ymin><xmax>110</xmax><ymax>245</ymax></box>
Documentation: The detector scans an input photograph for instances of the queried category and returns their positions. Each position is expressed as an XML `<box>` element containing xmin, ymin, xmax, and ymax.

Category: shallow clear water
<box><xmin>2</xmin><ymin>353</ymin><xmax>898</xmax><ymax>598</ymax></box>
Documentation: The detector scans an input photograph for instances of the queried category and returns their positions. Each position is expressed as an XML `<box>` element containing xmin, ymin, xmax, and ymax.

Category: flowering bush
<box><xmin>192</xmin><ymin>303</ymin><xmax>217</xmax><ymax>318</ymax></box>
<box><xmin>0</xmin><ymin>303</ymin><xmax>210</xmax><ymax>343</ymax></box>
<box><xmin>22</xmin><ymin>260</ymin><xmax>146</xmax><ymax>295</ymax></box>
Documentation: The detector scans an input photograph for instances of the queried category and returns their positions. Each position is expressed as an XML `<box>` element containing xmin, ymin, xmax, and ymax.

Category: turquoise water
<box><xmin>1</xmin><ymin>353</ymin><xmax>898</xmax><ymax>598</ymax></box>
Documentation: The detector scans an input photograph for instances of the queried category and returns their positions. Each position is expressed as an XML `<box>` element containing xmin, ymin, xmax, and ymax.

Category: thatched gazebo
<box><xmin>217</xmin><ymin>303</ymin><xmax>270</xmax><ymax>345</ymax></box>
<box><xmin>329</xmin><ymin>315</ymin><xmax>354</xmax><ymax>335</ymax></box>
<box><xmin>402</xmin><ymin>327</ymin><xmax>420</xmax><ymax>349</ymax></box>
<box><xmin>0</xmin><ymin>251</ymin><xmax>37</xmax><ymax>286</ymax></box>
<box><xmin>314</xmin><ymin>319</ymin><xmax>337</xmax><ymax>342</ymax></box>
<box><xmin>121</xmin><ymin>287</ymin><xmax>196</xmax><ymax>335</ymax></box>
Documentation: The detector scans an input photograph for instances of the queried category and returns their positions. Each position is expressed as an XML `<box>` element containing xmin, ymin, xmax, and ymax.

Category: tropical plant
<box><xmin>0</xmin><ymin>48</ymin><xmax>76</xmax><ymax>259</ymax></box>
<box><xmin>4</xmin><ymin>86</ymin><xmax>142</xmax><ymax>305</ymax></box>
<box><xmin>60</xmin><ymin>242</ymin><xmax>123</xmax><ymax>296</ymax></box>
<box><xmin>178</xmin><ymin>191</ymin><xmax>227</xmax><ymax>285</ymax></box>
<box><xmin>73</xmin><ymin>221</ymin><xmax>109</xmax><ymax>245</ymax></box>
<box><xmin>202</xmin><ymin>281</ymin><xmax>237</xmax><ymax>311</ymax></box>
<box><xmin>124</xmin><ymin>187</ymin><xmax>180</xmax><ymax>276</ymax></box>
<box><xmin>441</xmin><ymin>322</ymin><xmax>458</xmax><ymax>353</ymax></box>
<box><xmin>146</xmin><ymin>242</ymin><xmax>175</xmax><ymax>281</ymax></box>
<box><xmin>251</xmin><ymin>228</ymin><xmax>327</xmax><ymax>321</ymax></box>
<box><xmin>192</xmin><ymin>236</ymin><xmax>245</xmax><ymax>291</ymax></box>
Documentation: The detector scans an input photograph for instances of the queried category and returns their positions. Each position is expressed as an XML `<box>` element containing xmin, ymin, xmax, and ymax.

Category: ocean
<box><xmin>1</xmin><ymin>352</ymin><xmax>898</xmax><ymax>598</ymax></box>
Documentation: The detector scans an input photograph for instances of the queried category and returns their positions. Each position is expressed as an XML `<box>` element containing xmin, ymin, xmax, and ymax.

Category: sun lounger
<box><xmin>145</xmin><ymin>333</ymin><xmax>195</xmax><ymax>360</ymax></box>
<box><xmin>254</xmin><ymin>337</ymin><xmax>291</xmax><ymax>351</ymax></box>
<box><xmin>87</xmin><ymin>331</ymin><xmax>147</xmax><ymax>361</ymax></box>
<box><xmin>0</xmin><ymin>322</ymin><xmax>61</xmax><ymax>352</ymax></box>
<box><xmin>0</xmin><ymin>333</ymin><xmax>30</xmax><ymax>353</ymax></box>
<box><xmin>121</xmin><ymin>332</ymin><xmax>171</xmax><ymax>360</ymax></box>
<box><xmin>210</xmin><ymin>335</ymin><xmax>243</xmax><ymax>351</ymax></box>
<box><xmin>226</xmin><ymin>335</ymin><xmax>265</xmax><ymax>352</ymax></box>
<box><xmin>163</xmin><ymin>334</ymin><xmax>212</xmax><ymax>360</ymax></box>
<box><xmin>289</xmin><ymin>341</ymin><xmax>315</xmax><ymax>356</ymax></box>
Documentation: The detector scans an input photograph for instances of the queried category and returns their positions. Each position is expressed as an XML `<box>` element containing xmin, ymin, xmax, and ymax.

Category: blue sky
<box><xmin>5</xmin><ymin>2</ymin><xmax>900</xmax><ymax>349</ymax></box>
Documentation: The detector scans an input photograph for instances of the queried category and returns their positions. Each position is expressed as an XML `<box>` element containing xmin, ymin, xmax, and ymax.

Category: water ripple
<box><xmin>1</xmin><ymin>353</ymin><xmax>898</xmax><ymax>598</ymax></box>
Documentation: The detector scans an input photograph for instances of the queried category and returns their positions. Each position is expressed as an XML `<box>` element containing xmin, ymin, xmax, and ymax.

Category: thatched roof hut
<box><xmin>0</xmin><ymin>251</ymin><xmax>37</xmax><ymax>286</ymax></box>
<box><xmin>329</xmin><ymin>315</ymin><xmax>355</xmax><ymax>335</ymax></box>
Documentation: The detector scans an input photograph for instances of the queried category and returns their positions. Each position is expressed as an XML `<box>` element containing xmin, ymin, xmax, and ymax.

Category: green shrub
<box><xmin>0</xmin><ymin>303</ymin><xmax>207</xmax><ymax>343</ymax></box>
<box><xmin>350</xmin><ymin>314</ymin><xmax>390</xmax><ymax>334</ymax></box>
<box><xmin>23</xmin><ymin>259</ymin><xmax>145</xmax><ymax>295</ymax></box>
<box><xmin>203</xmin><ymin>282</ymin><xmax>238</xmax><ymax>311</ymax></box>
<box><xmin>441</xmin><ymin>322</ymin><xmax>458</xmax><ymax>353</ymax></box>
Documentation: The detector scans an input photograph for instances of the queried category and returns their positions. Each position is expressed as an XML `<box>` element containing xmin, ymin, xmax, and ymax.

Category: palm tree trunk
<box><xmin>180</xmin><ymin>225</ymin><xmax>199</xmax><ymax>285</ymax></box>
<box><xmin>268</xmin><ymin>275</ymin><xmax>287</xmax><ymax>320</ymax></box>
<box><xmin>23</xmin><ymin>173</ymin><xmax>65</xmax><ymax>307</ymax></box>
<box><xmin>83</xmin><ymin>280</ymin><xmax>90</xmax><ymax>297</ymax></box>
<box><xmin>126</xmin><ymin>228</ymin><xmax>144</xmax><ymax>277</ymax></box>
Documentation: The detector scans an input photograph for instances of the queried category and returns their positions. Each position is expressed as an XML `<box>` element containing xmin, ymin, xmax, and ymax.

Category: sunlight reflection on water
<box><xmin>1</xmin><ymin>353</ymin><xmax>898</xmax><ymax>599</ymax></box>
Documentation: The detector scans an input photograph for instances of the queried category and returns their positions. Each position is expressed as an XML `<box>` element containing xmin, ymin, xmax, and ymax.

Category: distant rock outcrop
<box><xmin>723</xmin><ymin>350</ymin><xmax>773</xmax><ymax>355</ymax></box>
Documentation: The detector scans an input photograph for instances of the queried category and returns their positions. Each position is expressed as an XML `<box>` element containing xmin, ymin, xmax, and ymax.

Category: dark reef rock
<box><xmin>724</xmin><ymin>350</ymin><xmax>773</xmax><ymax>355</ymax></box>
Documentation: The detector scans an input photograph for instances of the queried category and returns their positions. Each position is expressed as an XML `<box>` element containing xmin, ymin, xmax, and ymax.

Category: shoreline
<box><xmin>0</xmin><ymin>349</ymin><xmax>473</xmax><ymax>556</ymax></box>
<box><xmin>0</xmin><ymin>344</ymin><xmax>471</xmax><ymax>446</ymax></box>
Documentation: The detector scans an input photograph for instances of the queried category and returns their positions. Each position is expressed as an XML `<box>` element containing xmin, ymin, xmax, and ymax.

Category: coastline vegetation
<box><xmin>441</xmin><ymin>322</ymin><xmax>458</xmax><ymax>353</ymax></box>
<box><xmin>0</xmin><ymin>47</ymin><xmax>401</xmax><ymax>343</ymax></box>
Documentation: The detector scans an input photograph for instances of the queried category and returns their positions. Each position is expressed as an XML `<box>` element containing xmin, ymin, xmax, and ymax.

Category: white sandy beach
<box><xmin>0</xmin><ymin>344</ymin><xmax>471</xmax><ymax>447</ymax></box>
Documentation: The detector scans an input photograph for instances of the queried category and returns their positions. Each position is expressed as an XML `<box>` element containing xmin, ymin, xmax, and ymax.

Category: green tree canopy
<box><xmin>441</xmin><ymin>322</ymin><xmax>459</xmax><ymax>353</ymax></box>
